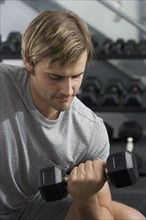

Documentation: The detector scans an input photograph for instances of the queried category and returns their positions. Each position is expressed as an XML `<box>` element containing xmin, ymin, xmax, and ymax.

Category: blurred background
<box><xmin>0</xmin><ymin>0</ymin><xmax>146</xmax><ymax>216</ymax></box>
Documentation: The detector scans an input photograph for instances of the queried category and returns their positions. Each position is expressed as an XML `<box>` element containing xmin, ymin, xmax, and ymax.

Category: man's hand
<box><xmin>67</xmin><ymin>159</ymin><xmax>106</xmax><ymax>201</ymax></box>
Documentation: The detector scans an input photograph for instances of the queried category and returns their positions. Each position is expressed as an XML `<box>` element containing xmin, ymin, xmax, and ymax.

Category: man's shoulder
<box><xmin>0</xmin><ymin>63</ymin><xmax>23</xmax><ymax>71</ymax></box>
<box><xmin>0</xmin><ymin>63</ymin><xmax>27</xmax><ymax>80</ymax></box>
<box><xmin>71</xmin><ymin>97</ymin><xmax>102</xmax><ymax>124</ymax></box>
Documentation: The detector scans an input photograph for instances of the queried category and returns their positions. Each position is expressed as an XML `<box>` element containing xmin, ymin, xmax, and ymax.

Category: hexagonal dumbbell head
<box><xmin>38</xmin><ymin>166</ymin><xmax>68</xmax><ymax>202</ymax></box>
<box><xmin>107</xmin><ymin>151</ymin><xmax>139</xmax><ymax>188</ymax></box>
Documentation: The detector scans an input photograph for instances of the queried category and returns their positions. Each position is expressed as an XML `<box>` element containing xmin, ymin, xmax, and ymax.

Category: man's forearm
<box><xmin>66</xmin><ymin>196</ymin><xmax>113</xmax><ymax>220</ymax></box>
<box><xmin>74</xmin><ymin>196</ymin><xmax>113</xmax><ymax>220</ymax></box>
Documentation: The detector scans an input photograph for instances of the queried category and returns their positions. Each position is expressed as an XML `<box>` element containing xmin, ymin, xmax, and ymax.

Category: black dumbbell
<box><xmin>111</xmin><ymin>38</ymin><xmax>125</xmax><ymax>55</ymax></box>
<box><xmin>100</xmin><ymin>39</ymin><xmax>113</xmax><ymax>56</ymax></box>
<box><xmin>118</xmin><ymin>121</ymin><xmax>143</xmax><ymax>143</ymax></box>
<box><xmin>7</xmin><ymin>32</ymin><xmax>22</xmax><ymax>53</ymax></box>
<box><xmin>78</xmin><ymin>77</ymin><xmax>101</xmax><ymax>109</ymax></box>
<box><xmin>38</xmin><ymin>166</ymin><xmax>68</xmax><ymax>202</ymax></box>
<box><xmin>0</xmin><ymin>32</ymin><xmax>22</xmax><ymax>56</ymax></box>
<box><xmin>38</xmin><ymin>150</ymin><xmax>139</xmax><ymax>202</ymax></box>
<box><xmin>101</xmin><ymin>79</ymin><xmax>125</xmax><ymax>107</ymax></box>
<box><xmin>0</xmin><ymin>41</ymin><xmax>16</xmax><ymax>55</ymax></box>
<box><xmin>136</xmin><ymin>39</ymin><xmax>146</xmax><ymax>56</ymax></box>
<box><xmin>123</xmin><ymin>39</ymin><xmax>137</xmax><ymax>55</ymax></box>
<box><xmin>124</xmin><ymin>78</ymin><xmax>145</xmax><ymax>107</ymax></box>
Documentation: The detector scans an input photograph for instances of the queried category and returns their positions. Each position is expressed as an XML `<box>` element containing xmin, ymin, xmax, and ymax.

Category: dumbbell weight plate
<box><xmin>38</xmin><ymin>166</ymin><xmax>68</xmax><ymax>202</ymax></box>
<box><xmin>107</xmin><ymin>151</ymin><xmax>139</xmax><ymax>188</ymax></box>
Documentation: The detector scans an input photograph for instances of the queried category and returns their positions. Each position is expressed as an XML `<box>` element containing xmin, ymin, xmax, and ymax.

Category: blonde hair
<box><xmin>21</xmin><ymin>10</ymin><xmax>93</xmax><ymax>67</ymax></box>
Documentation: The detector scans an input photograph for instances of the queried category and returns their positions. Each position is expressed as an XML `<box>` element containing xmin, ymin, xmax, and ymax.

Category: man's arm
<box><xmin>66</xmin><ymin>160</ymin><xmax>114</xmax><ymax>220</ymax></box>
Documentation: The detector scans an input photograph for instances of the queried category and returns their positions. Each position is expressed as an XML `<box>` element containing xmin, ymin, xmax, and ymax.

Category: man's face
<box><xmin>25</xmin><ymin>51</ymin><xmax>87</xmax><ymax>119</ymax></box>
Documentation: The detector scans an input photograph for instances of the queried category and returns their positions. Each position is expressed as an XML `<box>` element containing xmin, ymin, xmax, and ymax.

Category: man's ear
<box><xmin>23</xmin><ymin>57</ymin><xmax>33</xmax><ymax>72</ymax></box>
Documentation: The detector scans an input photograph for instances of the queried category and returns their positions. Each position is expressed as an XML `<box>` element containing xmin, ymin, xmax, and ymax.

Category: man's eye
<box><xmin>49</xmin><ymin>75</ymin><xmax>61</xmax><ymax>80</ymax></box>
<box><xmin>73</xmin><ymin>75</ymin><xmax>79</xmax><ymax>79</ymax></box>
<box><xmin>72</xmin><ymin>74</ymin><xmax>82</xmax><ymax>79</ymax></box>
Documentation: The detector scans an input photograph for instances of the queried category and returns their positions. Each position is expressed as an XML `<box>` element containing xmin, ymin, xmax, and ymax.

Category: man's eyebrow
<box><xmin>48</xmin><ymin>71</ymin><xmax>84</xmax><ymax>77</ymax></box>
<box><xmin>72</xmin><ymin>72</ymin><xmax>84</xmax><ymax>77</ymax></box>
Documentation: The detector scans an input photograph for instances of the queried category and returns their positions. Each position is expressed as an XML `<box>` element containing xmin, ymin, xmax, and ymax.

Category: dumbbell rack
<box><xmin>94</xmin><ymin>50</ymin><xmax>146</xmax><ymax>216</ymax></box>
<box><xmin>78</xmin><ymin>37</ymin><xmax>146</xmax><ymax>113</ymax></box>
<box><xmin>78</xmin><ymin>82</ymin><xmax>146</xmax><ymax>113</ymax></box>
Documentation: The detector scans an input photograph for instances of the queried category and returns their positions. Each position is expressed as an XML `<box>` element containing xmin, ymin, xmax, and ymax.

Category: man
<box><xmin>0</xmin><ymin>10</ymin><xmax>145</xmax><ymax>220</ymax></box>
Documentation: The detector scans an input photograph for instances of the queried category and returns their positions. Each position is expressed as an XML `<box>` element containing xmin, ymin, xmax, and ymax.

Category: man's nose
<box><xmin>60</xmin><ymin>78</ymin><xmax>73</xmax><ymax>95</ymax></box>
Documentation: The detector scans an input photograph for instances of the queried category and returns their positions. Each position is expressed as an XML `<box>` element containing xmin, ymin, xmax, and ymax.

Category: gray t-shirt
<box><xmin>0</xmin><ymin>63</ymin><xmax>110</xmax><ymax>215</ymax></box>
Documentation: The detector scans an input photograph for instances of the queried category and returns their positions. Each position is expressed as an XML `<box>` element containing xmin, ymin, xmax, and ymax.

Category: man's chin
<box><xmin>53</xmin><ymin>96</ymin><xmax>75</xmax><ymax>112</ymax></box>
<box><xmin>59</xmin><ymin>104</ymin><xmax>71</xmax><ymax>112</ymax></box>
<box><xmin>56</xmin><ymin>102</ymin><xmax>72</xmax><ymax>112</ymax></box>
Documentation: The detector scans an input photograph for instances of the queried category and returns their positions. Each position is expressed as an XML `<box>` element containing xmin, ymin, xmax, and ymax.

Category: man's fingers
<box><xmin>95</xmin><ymin>157</ymin><xmax>107</xmax><ymax>167</ymax></box>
